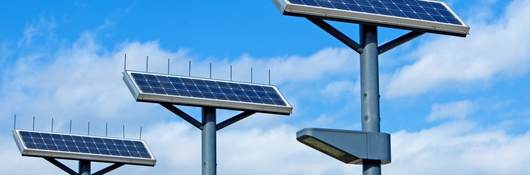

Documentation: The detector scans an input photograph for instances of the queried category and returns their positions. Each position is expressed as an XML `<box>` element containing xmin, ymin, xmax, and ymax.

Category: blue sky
<box><xmin>1</xmin><ymin>0</ymin><xmax>530</xmax><ymax>175</ymax></box>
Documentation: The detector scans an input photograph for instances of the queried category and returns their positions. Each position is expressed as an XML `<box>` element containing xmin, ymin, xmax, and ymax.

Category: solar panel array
<box><xmin>130</xmin><ymin>72</ymin><xmax>288</xmax><ymax>107</ymax></box>
<box><xmin>18</xmin><ymin>131</ymin><xmax>152</xmax><ymax>160</ymax></box>
<box><xmin>287</xmin><ymin>0</ymin><xmax>462</xmax><ymax>25</ymax></box>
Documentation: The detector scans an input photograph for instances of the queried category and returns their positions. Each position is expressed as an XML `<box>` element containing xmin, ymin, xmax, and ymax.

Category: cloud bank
<box><xmin>385</xmin><ymin>0</ymin><xmax>530</xmax><ymax>98</ymax></box>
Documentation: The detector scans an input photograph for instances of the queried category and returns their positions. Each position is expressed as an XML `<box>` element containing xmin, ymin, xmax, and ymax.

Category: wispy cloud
<box><xmin>426</xmin><ymin>100</ymin><xmax>475</xmax><ymax>122</ymax></box>
<box><xmin>17</xmin><ymin>17</ymin><xmax>57</xmax><ymax>48</ymax></box>
<box><xmin>385</xmin><ymin>0</ymin><xmax>530</xmax><ymax>98</ymax></box>
<box><xmin>321</xmin><ymin>80</ymin><xmax>359</xmax><ymax>99</ymax></box>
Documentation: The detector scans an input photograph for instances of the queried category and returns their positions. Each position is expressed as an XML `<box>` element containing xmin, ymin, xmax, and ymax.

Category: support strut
<box><xmin>45</xmin><ymin>158</ymin><xmax>78</xmax><ymax>175</ymax></box>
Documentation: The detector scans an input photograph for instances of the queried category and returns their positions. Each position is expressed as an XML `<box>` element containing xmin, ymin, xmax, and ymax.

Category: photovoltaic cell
<box><xmin>15</xmin><ymin>130</ymin><xmax>154</xmax><ymax>165</ymax></box>
<box><xmin>123</xmin><ymin>71</ymin><xmax>292</xmax><ymax>114</ymax></box>
<box><xmin>287</xmin><ymin>0</ymin><xmax>462</xmax><ymax>25</ymax></box>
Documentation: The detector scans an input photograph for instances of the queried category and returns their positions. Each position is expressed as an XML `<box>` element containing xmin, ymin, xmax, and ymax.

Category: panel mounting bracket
<box><xmin>161</xmin><ymin>103</ymin><xmax>203</xmax><ymax>130</ymax></box>
<box><xmin>44</xmin><ymin>158</ymin><xmax>126</xmax><ymax>175</ymax></box>
<box><xmin>93</xmin><ymin>163</ymin><xmax>125</xmax><ymax>175</ymax></box>
<box><xmin>217</xmin><ymin>111</ymin><xmax>256</xmax><ymax>131</ymax></box>
<box><xmin>308</xmin><ymin>17</ymin><xmax>425</xmax><ymax>55</ymax></box>
<box><xmin>378</xmin><ymin>31</ymin><xmax>425</xmax><ymax>54</ymax></box>
<box><xmin>45</xmin><ymin>158</ymin><xmax>78</xmax><ymax>175</ymax></box>
<box><xmin>308</xmin><ymin>17</ymin><xmax>363</xmax><ymax>54</ymax></box>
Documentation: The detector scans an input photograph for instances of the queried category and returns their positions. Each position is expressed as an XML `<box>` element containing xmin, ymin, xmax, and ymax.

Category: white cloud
<box><xmin>321</xmin><ymin>80</ymin><xmax>359</xmax><ymax>98</ymax></box>
<box><xmin>17</xmin><ymin>17</ymin><xmax>57</xmax><ymax>48</ymax></box>
<box><xmin>385</xmin><ymin>0</ymin><xmax>530</xmax><ymax>98</ymax></box>
<box><xmin>426</xmin><ymin>100</ymin><xmax>475</xmax><ymax>122</ymax></box>
<box><xmin>389</xmin><ymin>121</ymin><xmax>530</xmax><ymax>175</ymax></box>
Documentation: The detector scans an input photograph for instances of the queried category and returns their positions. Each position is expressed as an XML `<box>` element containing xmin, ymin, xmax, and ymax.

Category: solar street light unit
<box><xmin>273</xmin><ymin>1</ymin><xmax>470</xmax><ymax>175</ymax></box>
<box><xmin>123</xmin><ymin>69</ymin><xmax>293</xmax><ymax>175</ymax></box>
<box><xmin>274</xmin><ymin>0</ymin><xmax>470</xmax><ymax>36</ymax></box>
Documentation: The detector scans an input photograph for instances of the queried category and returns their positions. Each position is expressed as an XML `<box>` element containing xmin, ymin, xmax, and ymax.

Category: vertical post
<box><xmin>32</xmin><ymin>116</ymin><xmax>35</xmax><ymax>131</ymax></box>
<box><xmin>106</xmin><ymin>122</ymin><xmax>109</xmax><ymax>137</ymax></box>
<box><xmin>168</xmin><ymin>58</ymin><xmax>171</xmax><ymax>74</ymax></box>
<box><xmin>359</xmin><ymin>25</ymin><xmax>381</xmax><ymax>175</ymax></box>
<box><xmin>124</xmin><ymin>53</ymin><xmax>127</xmax><ymax>71</ymax></box>
<box><xmin>209</xmin><ymin>63</ymin><xmax>212</xmax><ymax>79</ymax></box>
<box><xmin>202</xmin><ymin>107</ymin><xmax>217</xmax><ymax>175</ymax></box>
<box><xmin>189</xmin><ymin>60</ymin><xmax>192</xmax><ymax>76</ymax></box>
<box><xmin>146</xmin><ymin>56</ymin><xmax>149</xmax><ymax>72</ymax></box>
<box><xmin>268</xmin><ymin>69</ymin><xmax>271</xmax><ymax>85</ymax></box>
<box><xmin>230</xmin><ymin>65</ymin><xmax>233</xmax><ymax>81</ymax></box>
<box><xmin>250</xmin><ymin>68</ymin><xmax>253</xmax><ymax>83</ymax></box>
<box><xmin>51</xmin><ymin>117</ymin><xmax>54</xmax><ymax>132</ymax></box>
<box><xmin>87</xmin><ymin>122</ymin><xmax>91</xmax><ymax>135</ymax></box>
<box><xmin>79</xmin><ymin>160</ymin><xmax>91</xmax><ymax>175</ymax></box>
<box><xmin>69</xmin><ymin>120</ymin><xmax>72</xmax><ymax>134</ymax></box>
<box><xmin>13</xmin><ymin>114</ymin><xmax>16</xmax><ymax>130</ymax></box>
<box><xmin>123</xmin><ymin>125</ymin><xmax>126</xmax><ymax>138</ymax></box>
<box><xmin>139</xmin><ymin>126</ymin><xmax>143</xmax><ymax>139</ymax></box>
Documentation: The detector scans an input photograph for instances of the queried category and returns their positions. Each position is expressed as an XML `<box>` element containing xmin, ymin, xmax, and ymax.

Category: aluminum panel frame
<box><xmin>274</xmin><ymin>0</ymin><xmax>470</xmax><ymax>37</ymax></box>
<box><xmin>123</xmin><ymin>71</ymin><xmax>293</xmax><ymax>115</ymax></box>
<box><xmin>13</xmin><ymin>130</ymin><xmax>156</xmax><ymax>166</ymax></box>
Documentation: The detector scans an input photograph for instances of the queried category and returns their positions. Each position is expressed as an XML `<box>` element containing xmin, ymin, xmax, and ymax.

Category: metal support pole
<box><xmin>79</xmin><ymin>160</ymin><xmax>91</xmax><ymax>175</ymax></box>
<box><xmin>360</xmin><ymin>25</ymin><xmax>381</xmax><ymax>175</ymax></box>
<box><xmin>202</xmin><ymin>107</ymin><xmax>217</xmax><ymax>175</ymax></box>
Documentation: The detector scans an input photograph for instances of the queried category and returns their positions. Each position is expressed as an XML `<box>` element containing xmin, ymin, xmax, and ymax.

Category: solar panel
<box><xmin>274</xmin><ymin>0</ymin><xmax>470</xmax><ymax>36</ymax></box>
<box><xmin>13</xmin><ymin>130</ymin><xmax>156</xmax><ymax>166</ymax></box>
<box><xmin>123</xmin><ymin>71</ymin><xmax>292</xmax><ymax>115</ymax></box>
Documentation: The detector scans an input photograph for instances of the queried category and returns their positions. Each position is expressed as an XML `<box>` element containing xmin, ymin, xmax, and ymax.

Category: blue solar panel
<box><xmin>17</xmin><ymin>130</ymin><xmax>153</xmax><ymax>160</ymax></box>
<box><xmin>287</xmin><ymin>0</ymin><xmax>462</xmax><ymax>25</ymax></box>
<box><xmin>130</xmin><ymin>72</ymin><xmax>288</xmax><ymax>106</ymax></box>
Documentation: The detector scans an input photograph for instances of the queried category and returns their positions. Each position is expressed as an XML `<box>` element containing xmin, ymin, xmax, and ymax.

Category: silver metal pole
<box><xmin>146</xmin><ymin>56</ymin><xmax>149</xmax><ymax>72</ymax></box>
<box><xmin>268</xmin><ymin>69</ymin><xmax>271</xmax><ymax>85</ymax></box>
<box><xmin>360</xmin><ymin>25</ymin><xmax>381</xmax><ymax>175</ymax></box>
<box><xmin>79</xmin><ymin>160</ymin><xmax>91</xmax><ymax>175</ymax></box>
<box><xmin>124</xmin><ymin>54</ymin><xmax>127</xmax><ymax>71</ymax></box>
<box><xmin>189</xmin><ymin>61</ymin><xmax>192</xmax><ymax>76</ymax></box>
<box><xmin>13</xmin><ymin>114</ymin><xmax>16</xmax><ymax>130</ymax></box>
<box><xmin>123</xmin><ymin>125</ymin><xmax>126</xmax><ymax>138</ymax></box>
<box><xmin>202</xmin><ymin>107</ymin><xmax>217</xmax><ymax>175</ymax></box>
<box><xmin>51</xmin><ymin>117</ymin><xmax>54</xmax><ymax>132</ymax></box>
<box><xmin>139</xmin><ymin>126</ymin><xmax>143</xmax><ymax>139</ymax></box>
<box><xmin>32</xmin><ymin>116</ymin><xmax>35</xmax><ymax>131</ymax></box>
<box><xmin>106</xmin><ymin>122</ymin><xmax>108</xmax><ymax>137</ymax></box>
